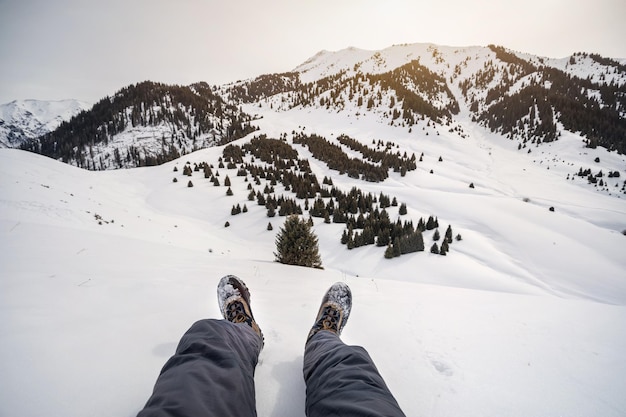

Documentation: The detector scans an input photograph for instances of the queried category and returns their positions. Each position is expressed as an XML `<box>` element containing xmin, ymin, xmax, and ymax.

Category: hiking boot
<box><xmin>307</xmin><ymin>282</ymin><xmax>352</xmax><ymax>342</ymax></box>
<box><xmin>217</xmin><ymin>275</ymin><xmax>263</xmax><ymax>345</ymax></box>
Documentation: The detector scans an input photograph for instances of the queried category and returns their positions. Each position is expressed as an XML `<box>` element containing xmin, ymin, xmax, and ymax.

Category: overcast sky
<box><xmin>1</xmin><ymin>0</ymin><xmax>624</xmax><ymax>104</ymax></box>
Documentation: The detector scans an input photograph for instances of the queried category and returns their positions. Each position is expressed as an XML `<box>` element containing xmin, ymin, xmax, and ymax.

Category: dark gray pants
<box><xmin>138</xmin><ymin>320</ymin><xmax>405</xmax><ymax>417</ymax></box>
<box><xmin>303</xmin><ymin>331</ymin><xmax>406</xmax><ymax>417</ymax></box>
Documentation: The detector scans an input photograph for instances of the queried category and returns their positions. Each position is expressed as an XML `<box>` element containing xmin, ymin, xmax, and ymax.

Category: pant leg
<box><xmin>138</xmin><ymin>319</ymin><xmax>262</xmax><ymax>417</ymax></box>
<box><xmin>303</xmin><ymin>331</ymin><xmax>406</xmax><ymax>417</ymax></box>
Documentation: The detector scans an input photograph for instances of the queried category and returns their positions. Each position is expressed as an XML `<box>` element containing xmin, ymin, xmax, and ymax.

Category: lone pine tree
<box><xmin>274</xmin><ymin>215</ymin><xmax>322</xmax><ymax>269</ymax></box>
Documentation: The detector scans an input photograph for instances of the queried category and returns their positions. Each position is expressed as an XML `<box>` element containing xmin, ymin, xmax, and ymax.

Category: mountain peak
<box><xmin>0</xmin><ymin>99</ymin><xmax>91</xmax><ymax>148</ymax></box>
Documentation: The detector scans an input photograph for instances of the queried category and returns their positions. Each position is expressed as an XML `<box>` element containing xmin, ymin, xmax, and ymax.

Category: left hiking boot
<box><xmin>307</xmin><ymin>282</ymin><xmax>352</xmax><ymax>342</ymax></box>
<box><xmin>217</xmin><ymin>275</ymin><xmax>264</xmax><ymax>345</ymax></box>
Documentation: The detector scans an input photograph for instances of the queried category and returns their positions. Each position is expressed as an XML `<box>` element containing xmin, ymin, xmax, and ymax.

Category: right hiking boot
<box><xmin>307</xmin><ymin>282</ymin><xmax>352</xmax><ymax>342</ymax></box>
<box><xmin>217</xmin><ymin>275</ymin><xmax>264</xmax><ymax>346</ymax></box>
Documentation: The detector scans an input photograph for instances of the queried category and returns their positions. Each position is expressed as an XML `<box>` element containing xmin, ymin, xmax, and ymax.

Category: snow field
<box><xmin>1</xmin><ymin>92</ymin><xmax>626</xmax><ymax>417</ymax></box>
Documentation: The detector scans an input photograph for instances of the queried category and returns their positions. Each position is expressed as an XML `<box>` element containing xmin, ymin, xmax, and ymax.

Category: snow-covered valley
<box><xmin>1</xmin><ymin>91</ymin><xmax>625</xmax><ymax>416</ymax></box>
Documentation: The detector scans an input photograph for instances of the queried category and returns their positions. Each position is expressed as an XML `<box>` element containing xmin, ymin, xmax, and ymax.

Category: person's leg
<box><xmin>303</xmin><ymin>282</ymin><xmax>405</xmax><ymax>417</ymax></box>
<box><xmin>304</xmin><ymin>331</ymin><xmax>405</xmax><ymax>417</ymax></box>
<box><xmin>138</xmin><ymin>319</ymin><xmax>262</xmax><ymax>417</ymax></box>
<box><xmin>138</xmin><ymin>275</ymin><xmax>263</xmax><ymax>417</ymax></box>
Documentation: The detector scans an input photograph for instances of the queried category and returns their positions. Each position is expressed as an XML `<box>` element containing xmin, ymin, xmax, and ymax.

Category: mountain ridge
<box><xmin>1</xmin><ymin>43</ymin><xmax>626</xmax><ymax>417</ymax></box>
<box><xmin>0</xmin><ymin>98</ymin><xmax>90</xmax><ymax>148</ymax></box>
<box><xmin>8</xmin><ymin>42</ymin><xmax>626</xmax><ymax>168</ymax></box>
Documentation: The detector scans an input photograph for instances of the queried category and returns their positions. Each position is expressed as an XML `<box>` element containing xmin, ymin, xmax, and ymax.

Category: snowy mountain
<box><xmin>19</xmin><ymin>43</ymin><xmax>626</xmax><ymax>171</ymax></box>
<box><xmin>1</xmin><ymin>97</ymin><xmax>625</xmax><ymax>415</ymax></box>
<box><xmin>0</xmin><ymin>99</ymin><xmax>90</xmax><ymax>148</ymax></box>
<box><xmin>228</xmin><ymin>43</ymin><xmax>626</xmax><ymax>152</ymax></box>
<box><xmin>2</xmin><ymin>42</ymin><xmax>626</xmax><ymax>416</ymax></box>
<box><xmin>22</xmin><ymin>81</ymin><xmax>257</xmax><ymax>170</ymax></box>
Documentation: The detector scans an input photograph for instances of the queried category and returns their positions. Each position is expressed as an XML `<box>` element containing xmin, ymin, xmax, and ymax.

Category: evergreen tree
<box><xmin>274</xmin><ymin>215</ymin><xmax>322</xmax><ymax>269</ymax></box>
<box><xmin>257</xmin><ymin>192</ymin><xmax>266</xmax><ymax>206</ymax></box>
<box><xmin>341</xmin><ymin>229</ymin><xmax>349</xmax><ymax>244</ymax></box>
<box><xmin>393</xmin><ymin>237</ymin><xmax>401</xmax><ymax>257</ymax></box>
<box><xmin>440</xmin><ymin>239</ymin><xmax>449</xmax><ymax>255</ymax></box>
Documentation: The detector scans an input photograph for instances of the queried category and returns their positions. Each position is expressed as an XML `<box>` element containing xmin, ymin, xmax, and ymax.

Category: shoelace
<box><xmin>317</xmin><ymin>304</ymin><xmax>341</xmax><ymax>332</ymax></box>
<box><xmin>226</xmin><ymin>300</ymin><xmax>249</xmax><ymax>324</ymax></box>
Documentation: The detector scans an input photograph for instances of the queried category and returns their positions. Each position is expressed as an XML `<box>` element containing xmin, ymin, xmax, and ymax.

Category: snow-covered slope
<box><xmin>0</xmin><ymin>99</ymin><xmax>90</xmax><ymax>148</ymax></box>
<box><xmin>234</xmin><ymin>43</ymin><xmax>625</xmax><ymax>154</ymax></box>
<box><xmin>22</xmin><ymin>81</ymin><xmax>257</xmax><ymax>170</ymax></box>
<box><xmin>294</xmin><ymin>43</ymin><xmax>483</xmax><ymax>83</ymax></box>
<box><xmin>525</xmin><ymin>52</ymin><xmax>626</xmax><ymax>87</ymax></box>
<box><xmin>294</xmin><ymin>43</ymin><xmax>626</xmax><ymax>87</ymax></box>
<box><xmin>15</xmin><ymin>43</ymin><xmax>625</xmax><ymax>170</ymax></box>
<box><xmin>1</xmin><ymin>87</ymin><xmax>625</xmax><ymax>417</ymax></box>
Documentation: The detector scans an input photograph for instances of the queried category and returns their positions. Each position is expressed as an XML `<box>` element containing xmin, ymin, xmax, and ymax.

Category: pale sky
<box><xmin>1</xmin><ymin>0</ymin><xmax>624</xmax><ymax>104</ymax></box>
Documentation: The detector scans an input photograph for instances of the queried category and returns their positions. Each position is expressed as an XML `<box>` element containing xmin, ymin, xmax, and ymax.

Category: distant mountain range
<box><xmin>0</xmin><ymin>99</ymin><xmax>90</xmax><ymax>148</ymax></box>
<box><xmin>5</xmin><ymin>43</ymin><xmax>626</xmax><ymax>169</ymax></box>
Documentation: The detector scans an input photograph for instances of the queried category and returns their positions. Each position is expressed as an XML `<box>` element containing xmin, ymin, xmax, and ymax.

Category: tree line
<box><xmin>179</xmin><ymin>135</ymin><xmax>457</xmax><ymax>259</ymax></box>
<box><xmin>22</xmin><ymin>81</ymin><xmax>257</xmax><ymax>169</ymax></box>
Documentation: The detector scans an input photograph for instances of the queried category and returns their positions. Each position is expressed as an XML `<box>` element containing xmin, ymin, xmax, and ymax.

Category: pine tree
<box><xmin>445</xmin><ymin>225</ymin><xmax>453</xmax><ymax>243</ymax></box>
<box><xmin>440</xmin><ymin>239</ymin><xmax>449</xmax><ymax>255</ymax></box>
<box><xmin>341</xmin><ymin>229</ymin><xmax>349</xmax><ymax>244</ymax></box>
<box><xmin>274</xmin><ymin>215</ymin><xmax>322</xmax><ymax>269</ymax></box>
<box><xmin>393</xmin><ymin>237</ymin><xmax>401</xmax><ymax>257</ymax></box>
<box><xmin>384</xmin><ymin>244</ymin><xmax>394</xmax><ymax>259</ymax></box>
